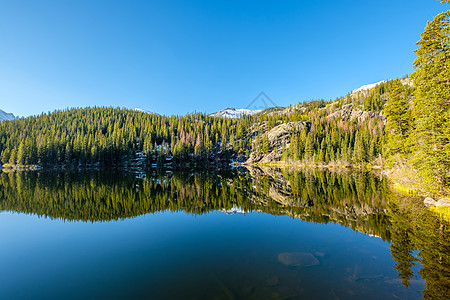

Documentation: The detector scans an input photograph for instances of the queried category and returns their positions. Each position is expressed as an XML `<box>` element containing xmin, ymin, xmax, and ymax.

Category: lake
<box><xmin>0</xmin><ymin>168</ymin><xmax>448</xmax><ymax>299</ymax></box>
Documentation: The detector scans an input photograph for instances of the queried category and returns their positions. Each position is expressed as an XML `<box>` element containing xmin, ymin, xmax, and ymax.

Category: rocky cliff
<box><xmin>245</xmin><ymin>121</ymin><xmax>311</xmax><ymax>164</ymax></box>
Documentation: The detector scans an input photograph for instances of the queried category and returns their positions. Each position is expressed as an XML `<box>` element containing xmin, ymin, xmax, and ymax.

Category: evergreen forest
<box><xmin>0</xmin><ymin>3</ymin><xmax>449</xmax><ymax>194</ymax></box>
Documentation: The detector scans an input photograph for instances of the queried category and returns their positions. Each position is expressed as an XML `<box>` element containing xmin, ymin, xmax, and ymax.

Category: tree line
<box><xmin>0</xmin><ymin>3</ymin><xmax>448</xmax><ymax>191</ymax></box>
<box><xmin>0</xmin><ymin>108</ymin><xmax>253</xmax><ymax>167</ymax></box>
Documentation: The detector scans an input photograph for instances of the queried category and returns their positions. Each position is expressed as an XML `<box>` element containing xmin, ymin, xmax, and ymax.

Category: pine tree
<box><xmin>194</xmin><ymin>135</ymin><xmax>203</xmax><ymax>156</ymax></box>
<box><xmin>261</xmin><ymin>135</ymin><xmax>270</xmax><ymax>154</ymax></box>
<box><xmin>410</xmin><ymin>10</ymin><xmax>450</xmax><ymax>186</ymax></box>
<box><xmin>383</xmin><ymin>78</ymin><xmax>411</xmax><ymax>158</ymax></box>
<box><xmin>353</xmin><ymin>132</ymin><xmax>366</xmax><ymax>163</ymax></box>
<box><xmin>305</xmin><ymin>134</ymin><xmax>314</xmax><ymax>162</ymax></box>
<box><xmin>1</xmin><ymin>148</ymin><xmax>10</xmax><ymax>164</ymax></box>
<box><xmin>16</xmin><ymin>141</ymin><xmax>26</xmax><ymax>165</ymax></box>
<box><xmin>9</xmin><ymin>148</ymin><xmax>16</xmax><ymax>165</ymax></box>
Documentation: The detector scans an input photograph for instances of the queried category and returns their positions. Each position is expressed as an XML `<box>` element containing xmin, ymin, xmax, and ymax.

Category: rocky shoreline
<box><xmin>423</xmin><ymin>197</ymin><xmax>450</xmax><ymax>207</ymax></box>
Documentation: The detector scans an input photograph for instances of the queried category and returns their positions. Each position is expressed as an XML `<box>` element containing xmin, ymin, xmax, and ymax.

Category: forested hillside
<box><xmin>0</xmin><ymin>4</ymin><xmax>448</xmax><ymax>194</ymax></box>
<box><xmin>0</xmin><ymin>79</ymin><xmax>399</xmax><ymax>169</ymax></box>
<box><xmin>0</xmin><ymin>108</ymin><xmax>252</xmax><ymax>167</ymax></box>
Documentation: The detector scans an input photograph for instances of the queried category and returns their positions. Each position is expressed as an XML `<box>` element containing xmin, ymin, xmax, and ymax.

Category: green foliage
<box><xmin>0</xmin><ymin>107</ymin><xmax>247</xmax><ymax>168</ymax></box>
<box><xmin>410</xmin><ymin>10</ymin><xmax>450</xmax><ymax>187</ymax></box>
<box><xmin>0</xmin><ymin>8</ymin><xmax>447</xmax><ymax>194</ymax></box>
<box><xmin>383</xmin><ymin>78</ymin><xmax>412</xmax><ymax>159</ymax></box>
<box><xmin>260</xmin><ymin>135</ymin><xmax>270</xmax><ymax>154</ymax></box>
<box><xmin>389</xmin><ymin>195</ymin><xmax>450</xmax><ymax>299</ymax></box>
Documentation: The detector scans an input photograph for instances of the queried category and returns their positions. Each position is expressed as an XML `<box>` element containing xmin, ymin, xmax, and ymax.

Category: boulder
<box><xmin>423</xmin><ymin>197</ymin><xmax>437</xmax><ymax>206</ymax></box>
<box><xmin>435</xmin><ymin>198</ymin><xmax>450</xmax><ymax>207</ymax></box>
<box><xmin>266</xmin><ymin>276</ymin><xmax>279</xmax><ymax>286</ymax></box>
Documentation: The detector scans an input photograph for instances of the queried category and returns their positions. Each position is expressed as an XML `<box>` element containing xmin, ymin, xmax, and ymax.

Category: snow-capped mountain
<box><xmin>352</xmin><ymin>80</ymin><xmax>386</xmax><ymax>93</ymax></box>
<box><xmin>0</xmin><ymin>109</ymin><xmax>15</xmax><ymax>122</ymax></box>
<box><xmin>210</xmin><ymin>107</ymin><xmax>262</xmax><ymax>119</ymax></box>
<box><xmin>134</xmin><ymin>108</ymin><xmax>159</xmax><ymax>115</ymax></box>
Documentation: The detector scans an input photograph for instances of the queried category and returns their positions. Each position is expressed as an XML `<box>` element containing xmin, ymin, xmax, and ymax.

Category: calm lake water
<box><xmin>0</xmin><ymin>168</ymin><xmax>448</xmax><ymax>299</ymax></box>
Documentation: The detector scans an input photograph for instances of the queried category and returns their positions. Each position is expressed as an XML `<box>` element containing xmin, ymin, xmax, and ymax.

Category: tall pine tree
<box><xmin>383</xmin><ymin>78</ymin><xmax>411</xmax><ymax>160</ymax></box>
<box><xmin>410</xmin><ymin>10</ymin><xmax>450</xmax><ymax>186</ymax></box>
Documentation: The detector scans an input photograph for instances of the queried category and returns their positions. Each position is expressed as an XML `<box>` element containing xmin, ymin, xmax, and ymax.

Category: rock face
<box><xmin>245</xmin><ymin>121</ymin><xmax>311</xmax><ymax>164</ymax></box>
<box><xmin>266</xmin><ymin>122</ymin><xmax>310</xmax><ymax>145</ymax></box>
<box><xmin>277</xmin><ymin>252</ymin><xmax>320</xmax><ymax>268</ymax></box>
<box><xmin>328</xmin><ymin>105</ymin><xmax>385</xmax><ymax>122</ymax></box>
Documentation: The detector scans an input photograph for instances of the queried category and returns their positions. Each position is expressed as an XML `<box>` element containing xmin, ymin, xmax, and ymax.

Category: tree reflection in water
<box><xmin>0</xmin><ymin>167</ymin><xmax>448</xmax><ymax>298</ymax></box>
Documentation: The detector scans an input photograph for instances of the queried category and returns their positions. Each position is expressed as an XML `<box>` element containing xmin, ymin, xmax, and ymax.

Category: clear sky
<box><xmin>0</xmin><ymin>0</ymin><xmax>447</xmax><ymax>117</ymax></box>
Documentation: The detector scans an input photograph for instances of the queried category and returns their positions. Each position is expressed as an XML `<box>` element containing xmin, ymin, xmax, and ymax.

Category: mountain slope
<box><xmin>0</xmin><ymin>109</ymin><xmax>15</xmax><ymax>122</ymax></box>
<box><xmin>352</xmin><ymin>80</ymin><xmax>386</xmax><ymax>93</ymax></box>
<box><xmin>210</xmin><ymin>107</ymin><xmax>261</xmax><ymax>119</ymax></box>
<box><xmin>134</xmin><ymin>108</ymin><xmax>159</xmax><ymax>115</ymax></box>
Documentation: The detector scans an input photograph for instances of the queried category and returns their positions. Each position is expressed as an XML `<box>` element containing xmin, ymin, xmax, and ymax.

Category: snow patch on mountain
<box><xmin>134</xmin><ymin>108</ymin><xmax>159</xmax><ymax>115</ymax></box>
<box><xmin>352</xmin><ymin>80</ymin><xmax>386</xmax><ymax>93</ymax></box>
<box><xmin>0</xmin><ymin>109</ymin><xmax>16</xmax><ymax>122</ymax></box>
<box><xmin>210</xmin><ymin>107</ymin><xmax>262</xmax><ymax>119</ymax></box>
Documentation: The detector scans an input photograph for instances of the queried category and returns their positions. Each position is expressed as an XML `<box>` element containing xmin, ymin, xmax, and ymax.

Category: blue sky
<box><xmin>0</xmin><ymin>0</ymin><xmax>447</xmax><ymax>117</ymax></box>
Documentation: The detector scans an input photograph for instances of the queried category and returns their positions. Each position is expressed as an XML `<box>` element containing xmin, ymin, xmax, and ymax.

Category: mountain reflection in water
<box><xmin>0</xmin><ymin>168</ymin><xmax>448</xmax><ymax>299</ymax></box>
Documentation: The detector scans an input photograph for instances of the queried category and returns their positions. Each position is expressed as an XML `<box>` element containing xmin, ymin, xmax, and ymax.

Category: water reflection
<box><xmin>0</xmin><ymin>168</ymin><xmax>448</xmax><ymax>299</ymax></box>
<box><xmin>388</xmin><ymin>195</ymin><xmax>450</xmax><ymax>300</ymax></box>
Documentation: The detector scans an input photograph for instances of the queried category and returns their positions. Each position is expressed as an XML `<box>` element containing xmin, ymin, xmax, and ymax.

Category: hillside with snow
<box><xmin>210</xmin><ymin>107</ymin><xmax>262</xmax><ymax>119</ymax></box>
<box><xmin>0</xmin><ymin>109</ymin><xmax>15</xmax><ymax>122</ymax></box>
<box><xmin>134</xmin><ymin>108</ymin><xmax>159</xmax><ymax>115</ymax></box>
<box><xmin>352</xmin><ymin>80</ymin><xmax>386</xmax><ymax>93</ymax></box>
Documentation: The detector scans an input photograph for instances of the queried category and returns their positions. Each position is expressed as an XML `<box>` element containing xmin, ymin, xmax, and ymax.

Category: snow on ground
<box><xmin>0</xmin><ymin>109</ymin><xmax>15</xmax><ymax>122</ymax></box>
<box><xmin>210</xmin><ymin>107</ymin><xmax>262</xmax><ymax>119</ymax></box>
<box><xmin>134</xmin><ymin>108</ymin><xmax>158</xmax><ymax>115</ymax></box>
<box><xmin>352</xmin><ymin>80</ymin><xmax>386</xmax><ymax>93</ymax></box>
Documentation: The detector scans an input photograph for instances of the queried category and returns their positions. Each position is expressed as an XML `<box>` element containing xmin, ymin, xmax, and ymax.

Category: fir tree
<box><xmin>383</xmin><ymin>78</ymin><xmax>411</xmax><ymax>159</ymax></box>
<box><xmin>410</xmin><ymin>10</ymin><xmax>450</xmax><ymax>186</ymax></box>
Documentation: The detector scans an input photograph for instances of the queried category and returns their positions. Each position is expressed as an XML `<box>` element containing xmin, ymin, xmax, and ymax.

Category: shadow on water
<box><xmin>0</xmin><ymin>167</ymin><xmax>448</xmax><ymax>299</ymax></box>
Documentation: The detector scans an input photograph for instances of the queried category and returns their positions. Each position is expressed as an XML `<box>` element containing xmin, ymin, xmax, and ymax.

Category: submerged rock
<box><xmin>424</xmin><ymin>197</ymin><xmax>437</xmax><ymax>206</ymax></box>
<box><xmin>277</xmin><ymin>252</ymin><xmax>320</xmax><ymax>268</ymax></box>
<box><xmin>314</xmin><ymin>251</ymin><xmax>326</xmax><ymax>257</ymax></box>
<box><xmin>266</xmin><ymin>276</ymin><xmax>279</xmax><ymax>286</ymax></box>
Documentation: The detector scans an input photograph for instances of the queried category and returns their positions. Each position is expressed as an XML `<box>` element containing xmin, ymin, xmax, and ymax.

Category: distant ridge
<box><xmin>210</xmin><ymin>107</ymin><xmax>262</xmax><ymax>119</ymax></box>
<box><xmin>0</xmin><ymin>109</ymin><xmax>15</xmax><ymax>122</ymax></box>
<box><xmin>134</xmin><ymin>108</ymin><xmax>159</xmax><ymax>115</ymax></box>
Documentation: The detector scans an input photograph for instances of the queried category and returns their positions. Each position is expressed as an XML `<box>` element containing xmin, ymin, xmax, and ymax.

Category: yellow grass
<box><xmin>430</xmin><ymin>206</ymin><xmax>450</xmax><ymax>223</ymax></box>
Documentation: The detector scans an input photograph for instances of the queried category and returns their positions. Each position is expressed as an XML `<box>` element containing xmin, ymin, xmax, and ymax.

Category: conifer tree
<box><xmin>16</xmin><ymin>141</ymin><xmax>26</xmax><ymax>165</ymax></box>
<box><xmin>9</xmin><ymin>148</ymin><xmax>16</xmax><ymax>165</ymax></box>
<box><xmin>410</xmin><ymin>10</ymin><xmax>450</xmax><ymax>186</ymax></box>
<box><xmin>353</xmin><ymin>132</ymin><xmax>366</xmax><ymax>163</ymax></box>
<box><xmin>261</xmin><ymin>135</ymin><xmax>270</xmax><ymax>154</ymax></box>
<box><xmin>383</xmin><ymin>79</ymin><xmax>411</xmax><ymax>159</ymax></box>
<box><xmin>1</xmin><ymin>148</ymin><xmax>10</xmax><ymax>164</ymax></box>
